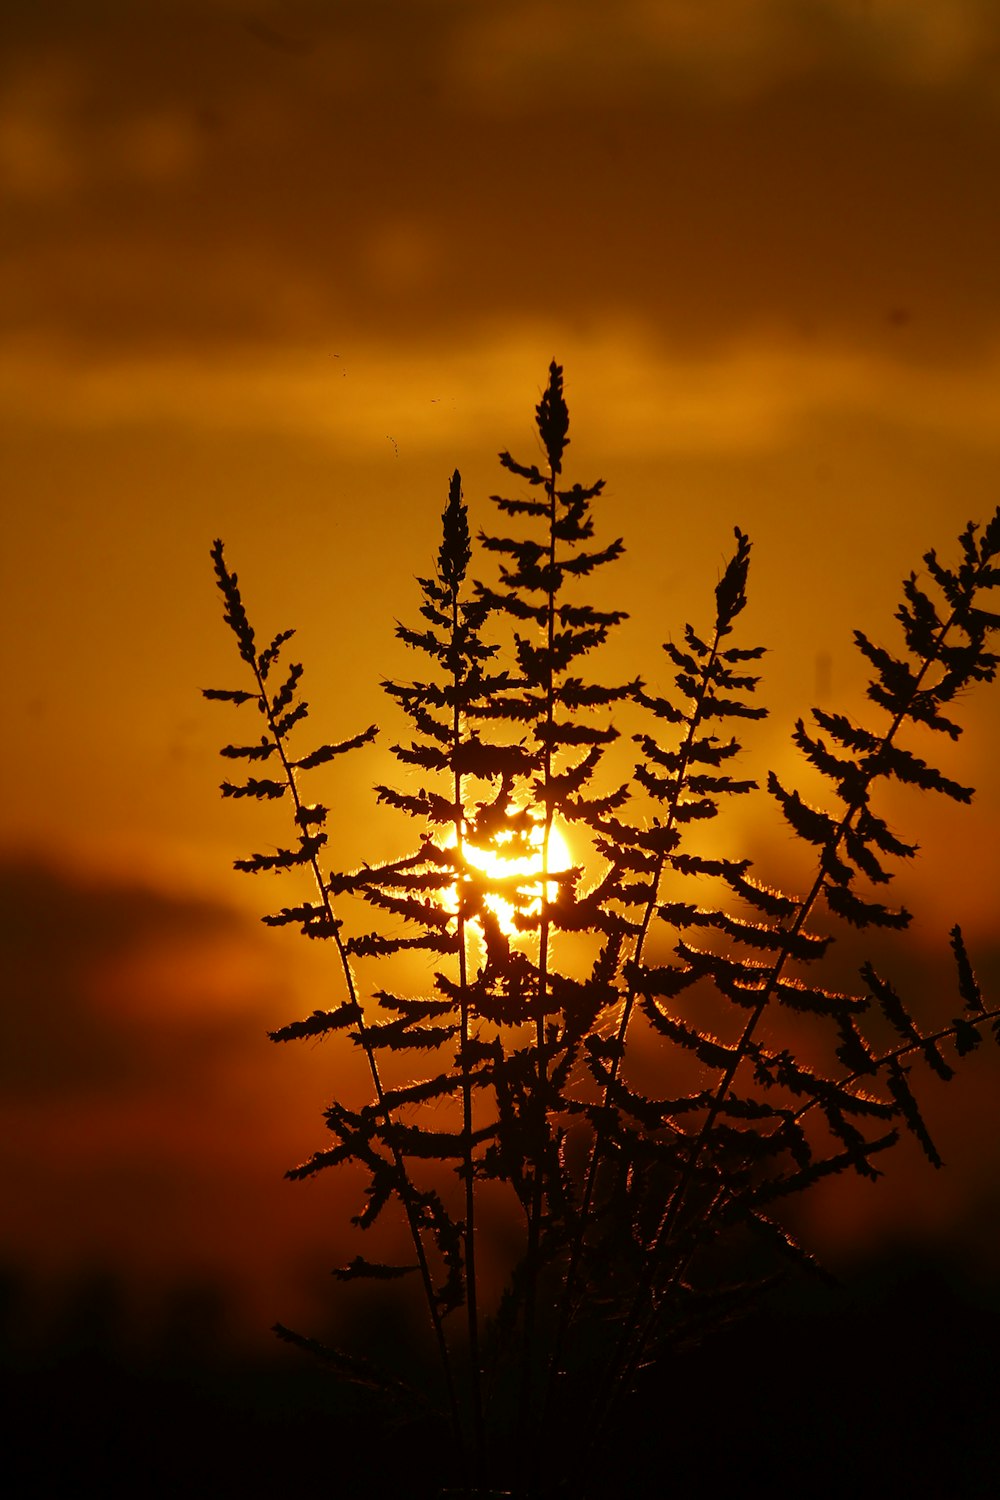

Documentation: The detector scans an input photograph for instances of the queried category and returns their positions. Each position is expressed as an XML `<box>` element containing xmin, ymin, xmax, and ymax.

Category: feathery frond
<box><xmin>204</xmin><ymin>377</ymin><xmax>1000</xmax><ymax>1499</ymax></box>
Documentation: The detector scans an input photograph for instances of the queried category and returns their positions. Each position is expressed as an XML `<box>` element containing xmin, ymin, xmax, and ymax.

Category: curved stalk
<box><xmin>595</xmin><ymin>549</ymin><xmax>996</xmax><ymax>1434</ymax></box>
<box><xmin>542</xmin><ymin>623</ymin><xmax>726</xmax><ymax>1416</ymax></box>
<box><xmin>250</xmin><ymin>649</ymin><xmax>469</xmax><ymax>1474</ymax></box>
<box><xmin>451</xmin><ymin>592</ymin><xmax>487</xmax><ymax>1483</ymax></box>
<box><xmin>517</xmin><ymin>458</ymin><xmax>559</xmax><ymax>1483</ymax></box>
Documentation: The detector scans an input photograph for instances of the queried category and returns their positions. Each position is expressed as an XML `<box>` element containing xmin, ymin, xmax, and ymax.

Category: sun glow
<box><xmin>461</xmin><ymin>820</ymin><xmax>574</xmax><ymax>938</ymax></box>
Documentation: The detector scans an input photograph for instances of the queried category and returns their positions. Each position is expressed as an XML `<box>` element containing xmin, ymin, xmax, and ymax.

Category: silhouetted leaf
<box><xmin>950</xmin><ymin>924</ymin><xmax>984</xmax><ymax>1014</ymax></box>
<box><xmin>824</xmin><ymin>882</ymin><xmax>911</xmax><ymax>930</ymax></box>
<box><xmin>269</xmin><ymin>1003</ymin><xmax>362</xmax><ymax>1042</ymax></box>
<box><xmin>219</xmin><ymin>737</ymin><xmax>276</xmax><ymax>761</ymax></box>
<box><xmin>259</xmin><ymin>628</ymin><xmax>296</xmax><ymax>680</ymax></box>
<box><xmin>295</xmin><ymin>726</ymin><xmax>380</xmax><ymax>774</ymax></box>
<box><xmin>885</xmin><ymin>1060</ymin><xmax>943</xmax><ymax>1168</ymax></box>
<box><xmin>203</xmin><ymin>686</ymin><xmax>257</xmax><ymax>704</ymax></box>
<box><xmin>331</xmin><ymin>1257</ymin><xmax>418</xmax><ymax>1281</ymax></box>
<box><xmin>220</xmin><ymin>777</ymin><xmax>286</xmax><ymax>799</ymax></box>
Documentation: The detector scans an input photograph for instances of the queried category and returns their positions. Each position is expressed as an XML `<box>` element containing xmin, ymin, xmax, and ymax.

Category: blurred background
<box><xmin>3</xmin><ymin>2</ymin><xmax>1000</xmax><ymax>1490</ymax></box>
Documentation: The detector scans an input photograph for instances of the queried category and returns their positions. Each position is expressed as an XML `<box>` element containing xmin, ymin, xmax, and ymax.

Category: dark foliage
<box><xmin>206</xmin><ymin>366</ymin><xmax>1000</xmax><ymax>1498</ymax></box>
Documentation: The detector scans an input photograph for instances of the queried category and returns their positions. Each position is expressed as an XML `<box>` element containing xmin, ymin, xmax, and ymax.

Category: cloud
<box><xmin>0</xmin><ymin>65</ymin><xmax>204</xmax><ymax>203</ymax></box>
<box><xmin>0</xmin><ymin>858</ymin><xmax>274</xmax><ymax>1098</ymax></box>
<box><xmin>4</xmin><ymin>323</ymin><xmax>1000</xmax><ymax>461</ymax></box>
<box><xmin>448</xmin><ymin>0</ymin><xmax>997</xmax><ymax>105</ymax></box>
<box><xmin>0</xmin><ymin>852</ymin><xmax>360</xmax><ymax>1329</ymax></box>
<box><xmin>3</xmin><ymin>2</ymin><xmax>1000</xmax><ymax>364</ymax></box>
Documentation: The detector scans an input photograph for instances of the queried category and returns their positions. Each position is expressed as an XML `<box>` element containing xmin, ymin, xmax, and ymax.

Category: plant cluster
<box><xmin>206</xmin><ymin>364</ymin><xmax>1000</xmax><ymax>1498</ymax></box>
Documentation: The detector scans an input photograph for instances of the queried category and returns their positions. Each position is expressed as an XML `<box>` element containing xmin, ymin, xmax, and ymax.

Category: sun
<box><xmin>462</xmin><ymin>820</ymin><xmax>573</xmax><ymax>937</ymax></box>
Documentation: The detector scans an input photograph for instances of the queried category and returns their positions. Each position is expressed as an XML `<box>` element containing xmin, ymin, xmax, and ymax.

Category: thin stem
<box><xmin>254</xmin><ymin>655</ymin><xmax>468</xmax><ymax>1475</ymax></box>
<box><xmin>452</xmin><ymin>590</ymin><xmax>486</xmax><ymax>1484</ymax></box>
<box><xmin>594</xmin><ymin>566</ymin><xmax>989</xmax><ymax>1434</ymax></box>
<box><xmin>518</xmin><ymin>460</ymin><xmax>559</xmax><ymax>1485</ymax></box>
<box><xmin>791</xmin><ymin>1009</ymin><xmax>1000</xmax><ymax>1129</ymax></box>
<box><xmin>542</xmin><ymin>624</ymin><xmax>725</xmax><ymax>1416</ymax></box>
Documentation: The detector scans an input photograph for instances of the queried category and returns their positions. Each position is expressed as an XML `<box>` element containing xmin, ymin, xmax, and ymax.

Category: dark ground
<box><xmin>3</xmin><ymin>1251</ymin><xmax>997</xmax><ymax>1499</ymax></box>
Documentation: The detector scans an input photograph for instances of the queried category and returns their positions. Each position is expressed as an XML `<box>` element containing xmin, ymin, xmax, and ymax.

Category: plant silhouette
<box><xmin>206</xmin><ymin>363</ymin><xmax>1000</xmax><ymax>1498</ymax></box>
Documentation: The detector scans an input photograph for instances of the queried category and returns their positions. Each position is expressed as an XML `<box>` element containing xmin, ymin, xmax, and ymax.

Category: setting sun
<box><xmin>461</xmin><ymin>819</ymin><xmax>574</xmax><ymax>937</ymax></box>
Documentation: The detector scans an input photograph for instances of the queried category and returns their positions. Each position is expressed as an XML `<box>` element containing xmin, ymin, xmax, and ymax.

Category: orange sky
<box><xmin>3</xmin><ymin>0</ymin><xmax>1000</xmax><ymax>1346</ymax></box>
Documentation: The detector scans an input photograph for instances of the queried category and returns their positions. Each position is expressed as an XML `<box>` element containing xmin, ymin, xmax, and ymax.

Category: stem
<box><xmin>792</xmin><ymin>1009</ymin><xmax>1000</xmax><ymax>1129</ymax></box>
<box><xmin>452</xmin><ymin>592</ymin><xmax>487</xmax><ymax>1484</ymax></box>
<box><xmin>542</xmin><ymin>624</ymin><xmax>725</xmax><ymax>1416</ymax></box>
<box><xmin>599</xmin><ymin>570</ymin><xmax>989</xmax><ymax>1428</ymax></box>
<box><xmin>593</xmin><ymin>551</ymin><xmax>993</xmax><ymax>1439</ymax></box>
<box><xmin>254</xmin><ymin>655</ymin><xmax>468</xmax><ymax>1475</ymax></box>
<box><xmin>517</xmin><ymin>460</ymin><xmax>559</xmax><ymax>1488</ymax></box>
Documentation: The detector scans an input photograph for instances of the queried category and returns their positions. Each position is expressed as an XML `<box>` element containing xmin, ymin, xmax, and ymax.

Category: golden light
<box><xmin>462</xmin><ymin>819</ymin><xmax>573</xmax><ymax>938</ymax></box>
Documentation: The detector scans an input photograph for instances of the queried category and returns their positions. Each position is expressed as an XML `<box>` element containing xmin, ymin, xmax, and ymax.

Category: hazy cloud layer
<box><xmin>6</xmin><ymin>328</ymin><xmax>1000</xmax><ymax>456</ymax></box>
<box><xmin>0</xmin><ymin>855</ymin><xmax>356</xmax><ymax>1332</ymax></box>
<box><xmin>0</xmin><ymin>858</ymin><xmax>270</xmax><ymax>1097</ymax></box>
<box><xmin>3</xmin><ymin>1</ymin><xmax>1000</xmax><ymax>364</ymax></box>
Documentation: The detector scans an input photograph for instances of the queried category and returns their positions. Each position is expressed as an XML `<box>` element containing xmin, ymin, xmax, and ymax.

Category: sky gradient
<box><xmin>4</xmin><ymin>0</ymin><xmax>1000</xmax><ymax>1346</ymax></box>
